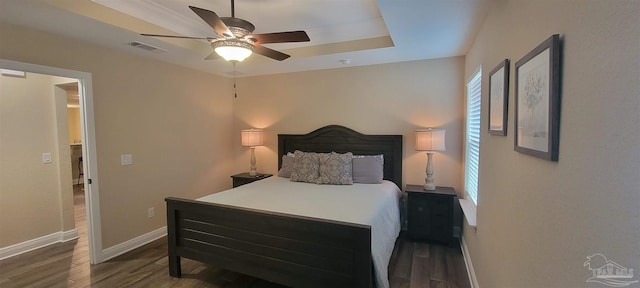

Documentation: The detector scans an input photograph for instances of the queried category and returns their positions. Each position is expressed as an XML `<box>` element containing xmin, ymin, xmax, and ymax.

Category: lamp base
<box><xmin>249</xmin><ymin>147</ymin><xmax>258</xmax><ymax>176</ymax></box>
<box><xmin>424</xmin><ymin>181</ymin><xmax>436</xmax><ymax>191</ymax></box>
<box><xmin>424</xmin><ymin>152</ymin><xmax>436</xmax><ymax>190</ymax></box>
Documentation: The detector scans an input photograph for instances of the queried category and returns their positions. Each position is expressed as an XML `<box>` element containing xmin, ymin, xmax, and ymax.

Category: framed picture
<box><xmin>488</xmin><ymin>59</ymin><xmax>509</xmax><ymax>136</ymax></box>
<box><xmin>514</xmin><ymin>34</ymin><xmax>561</xmax><ymax>161</ymax></box>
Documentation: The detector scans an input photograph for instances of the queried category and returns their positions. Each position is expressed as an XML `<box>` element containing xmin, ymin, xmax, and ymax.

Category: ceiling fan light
<box><xmin>215</xmin><ymin>46</ymin><xmax>252</xmax><ymax>62</ymax></box>
<box><xmin>213</xmin><ymin>39</ymin><xmax>254</xmax><ymax>62</ymax></box>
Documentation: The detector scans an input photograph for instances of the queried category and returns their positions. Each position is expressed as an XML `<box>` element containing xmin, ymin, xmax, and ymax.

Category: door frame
<box><xmin>1</xmin><ymin>59</ymin><xmax>103</xmax><ymax>264</ymax></box>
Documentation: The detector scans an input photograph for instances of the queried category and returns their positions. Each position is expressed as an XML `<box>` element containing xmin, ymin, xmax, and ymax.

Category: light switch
<box><xmin>121</xmin><ymin>154</ymin><xmax>133</xmax><ymax>165</ymax></box>
<box><xmin>42</xmin><ymin>152</ymin><xmax>52</xmax><ymax>164</ymax></box>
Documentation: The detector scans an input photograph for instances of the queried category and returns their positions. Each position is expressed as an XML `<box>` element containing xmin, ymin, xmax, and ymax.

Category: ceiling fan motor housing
<box><xmin>221</xmin><ymin>17</ymin><xmax>255</xmax><ymax>38</ymax></box>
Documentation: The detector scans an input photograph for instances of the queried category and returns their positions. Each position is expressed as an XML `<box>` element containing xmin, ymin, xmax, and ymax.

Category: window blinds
<box><xmin>465</xmin><ymin>69</ymin><xmax>482</xmax><ymax>204</ymax></box>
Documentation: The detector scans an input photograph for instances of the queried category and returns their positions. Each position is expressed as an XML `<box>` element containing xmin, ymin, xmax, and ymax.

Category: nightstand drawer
<box><xmin>405</xmin><ymin>185</ymin><xmax>457</xmax><ymax>244</ymax></box>
<box><xmin>231</xmin><ymin>173</ymin><xmax>272</xmax><ymax>188</ymax></box>
<box><xmin>233</xmin><ymin>177</ymin><xmax>256</xmax><ymax>187</ymax></box>
<box><xmin>410</xmin><ymin>196</ymin><xmax>429</xmax><ymax>212</ymax></box>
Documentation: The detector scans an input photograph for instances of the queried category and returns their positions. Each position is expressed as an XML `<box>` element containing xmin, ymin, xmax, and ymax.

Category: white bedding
<box><xmin>197</xmin><ymin>176</ymin><xmax>402</xmax><ymax>288</ymax></box>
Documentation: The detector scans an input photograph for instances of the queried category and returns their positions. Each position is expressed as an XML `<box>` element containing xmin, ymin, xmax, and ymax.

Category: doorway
<box><xmin>58</xmin><ymin>81</ymin><xmax>88</xmax><ymax>260</ymax></box>
<box><xmin>0</xmin><ymin>59</ymin><xmax>102</xmax><ymax>264</ymax></box>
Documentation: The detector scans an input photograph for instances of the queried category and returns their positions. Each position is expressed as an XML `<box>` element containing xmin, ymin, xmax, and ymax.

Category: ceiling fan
<box><xmin>141</xmin><ymin>0</ymin><xmax>310</xmax><ymax>62</ymax></box>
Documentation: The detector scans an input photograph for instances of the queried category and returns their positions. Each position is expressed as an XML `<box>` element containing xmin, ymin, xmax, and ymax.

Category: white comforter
<box><xmin>198</xmin><ymin>176</ymin><xmax>401</xmax><ymax>288</ymax></box>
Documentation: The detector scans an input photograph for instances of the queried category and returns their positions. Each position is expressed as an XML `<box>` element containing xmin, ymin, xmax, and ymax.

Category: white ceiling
<box><xmin>0</xmin><ymin>0</ymin><xmax>490</xmax><ymax>77</ymax></box>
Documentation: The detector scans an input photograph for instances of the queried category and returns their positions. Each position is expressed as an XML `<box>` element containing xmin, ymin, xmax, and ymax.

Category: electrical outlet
<box><xmin>147</xmin><ymin>207</ymin><xmax>154</xmax><ymax>218</ymax></box>
<box><xmin>121</xmin><ymin>154</ymin><xmax>133</xmax><ymax>165</ymax></box>
<box><xmin>42</xmin><ymin>152</ymin><xmax>52</xmax><ymax>164</ymax></box>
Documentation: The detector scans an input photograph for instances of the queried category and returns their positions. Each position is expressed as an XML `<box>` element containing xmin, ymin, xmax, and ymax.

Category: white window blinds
<box><xmin>465</xmin><ymin>69</ymin><xmax>482</xmax><ymax>204</ymax></box>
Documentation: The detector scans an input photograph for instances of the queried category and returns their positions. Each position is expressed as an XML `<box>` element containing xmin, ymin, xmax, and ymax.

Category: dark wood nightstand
<box><xmin>231</xmin><ymin>172</ymin><xmax>273</xmax><ymax>188</ymax></box>
<box><xmin>406</xmin><ymin>184</ymin><xmax>457</xmax><ymax>244</ymax></box>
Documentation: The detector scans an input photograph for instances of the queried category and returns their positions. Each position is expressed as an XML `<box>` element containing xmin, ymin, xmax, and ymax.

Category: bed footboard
<box><xmin>165</xmin><ymin>197</ymin><xmax>372</xmax><ymax>288</ymax></box>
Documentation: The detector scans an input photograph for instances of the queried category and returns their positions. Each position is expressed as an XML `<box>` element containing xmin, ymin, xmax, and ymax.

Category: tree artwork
<box><xmin>523</xmin><ymin>72</ymin><xmax>544</xmax><ymax>136</ymax></box>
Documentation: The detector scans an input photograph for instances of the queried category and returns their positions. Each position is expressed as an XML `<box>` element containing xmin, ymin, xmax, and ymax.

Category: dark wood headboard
<box><xmin>278</xmin><ymin>125</ymin><xmax>403</xmax><ymax>188</ymax></box>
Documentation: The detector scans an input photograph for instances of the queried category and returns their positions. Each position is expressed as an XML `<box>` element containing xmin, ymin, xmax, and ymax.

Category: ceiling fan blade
<box><xmin>141</xmin><ymin>33</ymin><xmax>215</xmax><ymax>41</ymax></box>
<box><xmin>204</xmin><ymin>52</ymin><xmax>221</xmax><ymax>60</ymax></box>
<box><xmin>253</xmin><ymin>44</ymin><xmax>290</xmax><ymax>61</ymax></box>
<box><xmin>249</xmin><ymin>31</ymin><xmax>310</xmax><ymax>44</ymax></box>
<box><xmin>189</xmin><ymin>6</ymin><xmax>233</xmax><ymax>38</ymax></box>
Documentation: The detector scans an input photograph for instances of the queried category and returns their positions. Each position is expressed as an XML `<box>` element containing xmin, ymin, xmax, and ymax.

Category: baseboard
<box><xmin>62</xmin><ymin>229</ymin><xmax>79</xmax><ymax>241</ymax></box>
<box><xmin>101</xmin><ymin>226</ymin><xmax>167</xmax><ymax>262</ymax></box>
<box><xmin>460</xmin><ymin>236</ymin><xmax>480</xmax><ymax>288</ymax></box>
<box><xmin>0</xmin><ymin>229</ymin><xmax>78</xmax><ymax>260</ymax></box>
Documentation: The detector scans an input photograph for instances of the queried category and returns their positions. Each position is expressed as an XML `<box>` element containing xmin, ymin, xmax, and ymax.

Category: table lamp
<box><xmin>415</xmin><ymin>128</ymin><xmax>446</xmax><ymax>190</ymax></box>
<box><xmin>241</xmin><ymin>129</ymin><xmax>264</xmax><ymax>176</ymax></box>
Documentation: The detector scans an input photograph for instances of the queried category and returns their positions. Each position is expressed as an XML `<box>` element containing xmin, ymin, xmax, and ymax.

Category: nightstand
<box><xmin>406</xmin><ymin>185</ymin><xmax>457</xmax><ymax>244</ymax></box>
<box><xmin>231</xmin><ymin>172</ymin><xmax>272</xmax><ymax>188</ymax></box>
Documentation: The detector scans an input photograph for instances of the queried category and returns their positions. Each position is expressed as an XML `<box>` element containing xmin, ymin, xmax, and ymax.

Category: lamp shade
<box><xmin>415</xmin><ymin>129</ymin><xmax>446</xmax><ymax>151</ymax></box>
<box><xmin>241</xmin><ymin>129</ymin><xmax>264</xmax><ymax>147</ymax></box>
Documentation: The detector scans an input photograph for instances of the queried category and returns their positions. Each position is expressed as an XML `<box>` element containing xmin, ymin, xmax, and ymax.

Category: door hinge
<box><xmin>88</xmin><ymin>179</ymin><xmax>92</xmax><ymax>184</ymax></box>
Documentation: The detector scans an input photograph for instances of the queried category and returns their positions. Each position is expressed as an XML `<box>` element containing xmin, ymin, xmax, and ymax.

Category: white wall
<box><xmin>463</xmin><ymin>1</ymin><xmax>640</xmax><ymax>287</ymax></box>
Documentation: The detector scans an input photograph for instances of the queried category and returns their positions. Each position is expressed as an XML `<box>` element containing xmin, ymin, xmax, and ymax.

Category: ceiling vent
<box><xmin>128</xmin><ymin>41</ymin><xmax>167</xmax><ymax>53</ymax></box>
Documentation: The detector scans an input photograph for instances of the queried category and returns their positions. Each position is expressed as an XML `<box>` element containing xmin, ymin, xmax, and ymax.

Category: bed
<box><xmin>165</xmin><ymin>125</ymin><xmax>403</xmax><ymax>288</ymax></box>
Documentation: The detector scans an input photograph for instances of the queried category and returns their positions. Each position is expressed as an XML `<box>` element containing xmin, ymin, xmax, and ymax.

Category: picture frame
<box><xmin>488</xmin><ymin>59</ymin><xmax>509</xmax><ymax>136</ymax></box>
<box><xmin>514</xmin><ymin>34</ymin><xmax>561</xmax><ymax>161</ymax></box>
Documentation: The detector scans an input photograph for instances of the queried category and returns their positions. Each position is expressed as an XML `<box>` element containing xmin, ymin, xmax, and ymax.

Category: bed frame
<box><xmin>165</xmin><ymin>125</ymin><xmax>402</xmax><ymax>288</ymax></box>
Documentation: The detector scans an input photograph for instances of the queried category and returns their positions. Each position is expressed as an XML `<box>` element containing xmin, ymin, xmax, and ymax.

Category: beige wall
<box><xmin>232</xmin><ymin>57</ymin><xmax>465</xmax><ymax>192</ymax></box>
<box><xmin>0</xmin><ymin>22</ymin><xmax>234</xmax><ymax>249</ymax></box>
<box><xmin>0</xmin><ymin>72</ymin><xmax>75</xmax><ymax>246</ymax></box>
<box><xmin>463</xmin><ymin>1</ymin><xmax>640</xmax><ymax>287</ymax></box>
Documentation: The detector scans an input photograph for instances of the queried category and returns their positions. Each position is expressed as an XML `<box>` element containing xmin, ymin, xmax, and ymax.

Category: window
<box><xmin>465</xmin><ymin>68</ymin><xmax>481</xmax><ymax>205</ymax></box>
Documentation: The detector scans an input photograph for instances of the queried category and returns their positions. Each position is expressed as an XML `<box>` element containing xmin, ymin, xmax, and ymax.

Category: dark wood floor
<box><xmin>0</xmin><ymin>186</ymin><xmax>470</xmax><ymax>288</ymax></box>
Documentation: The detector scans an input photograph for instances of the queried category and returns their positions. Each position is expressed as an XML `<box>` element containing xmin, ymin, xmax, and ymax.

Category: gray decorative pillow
<box><xmin>352</xmin><ymin>155</ymin><xmax>384</xmax><ymax>184</ymax></box>
<box><xmin>317</xmin><ymin>152</ymin><xmax>353</xmax><ymax>185</ymax></box>
<box><xmin>290</xmin><ymin>151</ymin><xmax>320</xmax><ymax>183</ymax></box>
<box><xmin>277</xmin><ymin>154</ymin><xmax>294</xmax><ymax>178</ymax></box>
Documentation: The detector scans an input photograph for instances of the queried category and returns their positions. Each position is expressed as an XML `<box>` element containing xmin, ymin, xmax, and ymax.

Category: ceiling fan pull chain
<box><xmin>234</xmin><ymin>80</ymin><xmax>238</xmax><ymax>99</ymax></box>
<box><xmin>233</xmin><ymin>62</ymin><xmax>238</xmax><ymax>98</ymax></box>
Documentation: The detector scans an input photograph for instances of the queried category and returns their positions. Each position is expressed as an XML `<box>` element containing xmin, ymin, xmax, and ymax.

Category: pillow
<box><xmin>352</xmin><ymin>155</ymin><xmax>384</xmax><ymax>184</ymax></box>
<box><xmin>290</xmin><ymin>150</ymin><xmax>320</xmax><ymax>183</ymax></box>
<box><xmin>277</xmin><ymin>154</ymin><xmax>294</xmax><ymax>178</ymax></box>
<box><xmin>317</xmin><ymin>152</ymin><xmax>353</xmax><ymax>185</ymax></box>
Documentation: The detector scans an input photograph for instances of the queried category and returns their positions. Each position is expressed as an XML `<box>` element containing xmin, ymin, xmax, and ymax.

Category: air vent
<box><xmin>128</xmin><ymin>41</ymin><xmax>167</xmax><ymax>53</ymax></box>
